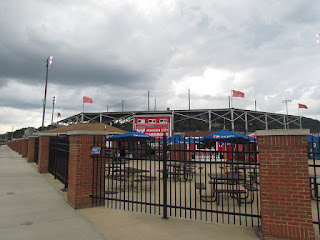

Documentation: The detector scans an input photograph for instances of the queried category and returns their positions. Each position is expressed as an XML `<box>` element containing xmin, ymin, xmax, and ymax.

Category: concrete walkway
<box><xmin>0</xmin><ymin>145</ymin><xmax>262</xmax><ymax>240</ymax></box>
<box><xmin>0</xmin><ymin>145</ymin><xmax>105</xmax><ymax>240</ymax></box>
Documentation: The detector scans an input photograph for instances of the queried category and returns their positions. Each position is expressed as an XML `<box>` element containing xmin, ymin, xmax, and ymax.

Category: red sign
<box><xmin>133</xmin><ymin>115</ymin><xmax>172</xmax><ymax>137</ymax></box>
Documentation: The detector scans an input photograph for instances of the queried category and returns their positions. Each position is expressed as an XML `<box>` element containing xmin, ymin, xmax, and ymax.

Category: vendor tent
<box><xmin>106</xmin><ymin>130</ymin><xmax>154</xmax><ymax>141</ymax></box>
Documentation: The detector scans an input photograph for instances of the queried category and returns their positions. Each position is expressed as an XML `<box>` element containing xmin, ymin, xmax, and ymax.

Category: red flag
<box><xmin>57</xmin><ymin>112</ymin><xmax>61</xmax><ymax>117</ymax></box>
<box><xmin>83</xmin><ymin>96</ymin><xmax>93</xmax><ymax>103</ymax></box>
<box><xmin>232</xmin><ymin>90</ymin><xmax>245</xmax><ymax>98</ymax></box>
<box><xmin>298</xmin><ymin>103</ymin><xmax>308</xmax><ymax>109</ymax></box>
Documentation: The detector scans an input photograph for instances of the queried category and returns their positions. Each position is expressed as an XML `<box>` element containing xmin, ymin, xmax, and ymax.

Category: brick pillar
<box><xmin>21</xmin><ymin>139</ymin><xmax>28</xmax><ymax>158</ymax></box>
<box><xmin>17</xmin><ymin>140</ymin><xmax>22</xmax><ymax>154</ymax></box>
<box><xmin>256</xmin><ymin>129</ymin><xmax>315</xmax><ymax>240</ymax></box>
<box><xmin>27</xmin><ymin>137</ymin><xmax>36</xmax><ymax>163</ymax></box>
<box><xmin>38</xmin><ymin>135</ymin><xmax>50</xmax><ymax>173</ymax></box>
<box><xmin>68</xmin><ymin>133</ymin><xmax>106</xmax><ymax>209</ymax></box>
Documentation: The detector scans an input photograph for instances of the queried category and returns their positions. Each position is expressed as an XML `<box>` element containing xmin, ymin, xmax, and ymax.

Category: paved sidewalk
<box><xmin>0</xmin><ymin>145</ymin><xmax>105</xmax><ymax>240</ymax></box>
<box><xmin>0</xmin><ymin>145</ymin><xmax>262</xmax><ymax>240</ymax></box>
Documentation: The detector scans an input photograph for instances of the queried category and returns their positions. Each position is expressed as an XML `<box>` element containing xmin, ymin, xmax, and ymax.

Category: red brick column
<box><xmin>38</xmin><ymin>135</ymin><xmax>50</xmax><ymax>173</ymax></box>
<box><xmin>21</xmin><ymin>139</ymin><xmax>28</xmax><ymax>158</ymax></box>
<box><xmin>256</xmin><ymin>129</ymin><xmax>315</xmax><ymax>240</ymax></box>
<box><xmin>27</xmin><ymin>137</ymin><xmax>36</xmax><ymax>163</ymax></box>
<box><xmin>68</xmin><ymin>133</ymin><xmax>106</xmax><ymax>209</ymax></box>
<box><xmin>17</xmin><ymin>140</ymin><xmax>22</xmax><ymax>154</ymax></box>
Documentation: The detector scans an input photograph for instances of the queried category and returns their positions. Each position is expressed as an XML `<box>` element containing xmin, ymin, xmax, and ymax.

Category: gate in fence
<box><xmin>308</xmin><ymin>135</ymin><xmax>320</xmax><ymax>231</ymax></box>
<box><xmin>91</xmin><ymin>135</ymin><xmax>260</xmax><ymax>226</ymax></box>
<box><xmin>49</xmin><ymin>135</ymin><xmax>69</xmax><ymax>189</ymax></box>
<box><xmin>34</xmin><ymin>137</ymin><xmax>39</xmax><ymax>164</ymax></box>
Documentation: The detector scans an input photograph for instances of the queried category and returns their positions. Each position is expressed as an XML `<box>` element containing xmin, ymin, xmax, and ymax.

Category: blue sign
<box><xmin>91</xmin><ymin>147</ymin><xmax>101</xmax><ymax>154</ymax></box>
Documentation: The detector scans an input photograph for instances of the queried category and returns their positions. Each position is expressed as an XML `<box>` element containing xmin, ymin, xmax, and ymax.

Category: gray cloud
<box><xmin>0</xmin><ymin>0</ymin><xmax>319</xmax><ymax>133</ymax></box>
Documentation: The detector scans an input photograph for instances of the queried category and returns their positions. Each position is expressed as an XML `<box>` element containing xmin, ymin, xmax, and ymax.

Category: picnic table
<box><xmin>105</xmin><ymin>159</ymin><xmax>128</xmax><ymax>176</ymax></box>
<box><xmin>158</xmin><ymin>162</ymin><xmax>196</xmax><ymax>182</ymax></box>
<box><xmin>195</xmin><ymin>172</ymin><xmax>258</xmax><ymax>205</ymax></box>
<box><xmin>235</xmin><ymin>164</ymin><xmax>259</xmax><ymax>184</ymax></box>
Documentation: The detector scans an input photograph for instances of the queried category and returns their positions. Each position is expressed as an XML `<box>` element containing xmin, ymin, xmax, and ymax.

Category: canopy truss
<box><xmin>57</xmin><ymin>108</ymin><xmax>302</xmax><ymax>134</ymax></box>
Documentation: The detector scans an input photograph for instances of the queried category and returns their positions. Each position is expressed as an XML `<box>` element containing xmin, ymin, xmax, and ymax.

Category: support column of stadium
<box><xmin>265</xmin><ymin>113</ymin><xmax>268</xmax><ymax>130</ymax></box>
<box><xmin>245</xmin><ymin>111</ymin><xmax>248</xmax><ymax>134</ymax></box>
<box><xmin>171</xmin><ymin>110</ymin><xmax>175</xmax><ymax>133</ymax></box>
<box><xmin>231</xmin><ymin>108</ymin><xmax>235</xmax><ymax>131</ymax></box>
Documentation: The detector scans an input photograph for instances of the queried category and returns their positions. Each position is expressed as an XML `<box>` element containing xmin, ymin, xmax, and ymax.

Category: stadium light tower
<box><xmin>41</xmin><ymin>56</ymin><xmax>53</xmax><ymax>131</ymax></box>
<box><xmin>283</xmin><ymin>99</ymin><xmax>291</xmax><ymax>115</ymax></box>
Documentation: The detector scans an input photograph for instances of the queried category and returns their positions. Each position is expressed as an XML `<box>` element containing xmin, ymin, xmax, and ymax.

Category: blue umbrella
<box><xmin>166</xmin><ymin>135</ymin><xmax>199</xmax><ymax>144</ymax></box>
<box><xmin>308</xmin><ymin>135</ymin><xmax>320</xmax><ymax>160</ymax></box>
<box><xmin>200</xmin><ymin>129</ymin><xmax>255</xmax><ymax>143</ymax></box>
<box><xmin>308</xmin><ymin>135</ymin><xmax>319</xmax><ymax>143</ymax></box>
<box><xmin>106</xmin><ymin>130</ymin><xmax>154</xmax><ymax>141</ymax></box>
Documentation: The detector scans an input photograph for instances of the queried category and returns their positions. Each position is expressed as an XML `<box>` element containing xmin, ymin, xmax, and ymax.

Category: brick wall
<box><xmin>256</xmin><ymin>130</ymin><xmax>315</xmax><ymax>240</ymax></box>
<box><xmin>27</xmin><ymin>137</ymin><xmax>36</xmax><ymax>163</ymax></box>
<box><xmin>68</xmin><ymin>134</ymin><xmax>106</xmax><ymax>209</ymax></box>
<box><xmin>38</xmin><ymin>136</ymin><xmax>50</xmax><ymax>173</ymax></box>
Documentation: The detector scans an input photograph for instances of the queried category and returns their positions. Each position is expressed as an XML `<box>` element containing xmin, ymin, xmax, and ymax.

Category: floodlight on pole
<box><xmin>316</xmin><ymin>34</ymin><xmax>320</xmax><ymax>43</ymax></box>
<box><xmin>282</xmin><ymin>99</ymin><xmax>291</xmax><ymax>116</ymax></box>
<box><xmin>41</xmin><ymin>56</ymin><xmax>53</xmax><ymax>131</ymax></box>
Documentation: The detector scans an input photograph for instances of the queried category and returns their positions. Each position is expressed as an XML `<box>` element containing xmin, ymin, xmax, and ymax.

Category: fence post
<box><xmin>27</xmin><ymin>137</ymin><xmax>36</xmax><ymax>163</ymax></box>
<box><xmin>21</xmin><ymin>138</ymin><xmax>28</xmax><ymax>158</ymax></box>
<box><xmin>162</xmin><ymin>134</ymin><xmax>168</xmax><ymax>220</ymax></box>
<box><xmin>38</xmin><ymin>135</ymin><xmax>50</xmax><ymax>173</ymax></box>
<box><xmin>67</xmin><ymin>132</ymin><xmax>106</xmax><ymax>209</ymax></box>
<box><xmin>256</xmin><ymin>129</ymin><xmax>315</xmax><ymax>240</ymax></box>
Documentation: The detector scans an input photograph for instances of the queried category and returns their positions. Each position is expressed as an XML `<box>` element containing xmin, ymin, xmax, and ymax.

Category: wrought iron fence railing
<box><xmin>91</xmin><ymin>135</ymin><xmax>260</xmax><ymax>226</ymax></box>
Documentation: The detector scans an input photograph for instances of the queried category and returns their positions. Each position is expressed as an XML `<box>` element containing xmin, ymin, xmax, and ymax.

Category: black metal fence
<box><xmin>49</xmin><ymin>135</ymin><xmax>69</xmax><ymax>189</ymax></box>
<box><xmin>34</xmin><ymin>137</ymin><xmax>39</xmax><ymax>164</ymax></box>
<box><xmin>91</xmin><ymin>135</ymin><xmax>260</xmax><ymax>226</ymax></box>
<box><xmin>308</xmin><ymin>136</ymin><xmax>320</xmax><ymax>230</ymax></box>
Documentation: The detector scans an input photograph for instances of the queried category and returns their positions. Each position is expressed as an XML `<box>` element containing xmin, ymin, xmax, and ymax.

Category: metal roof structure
<box><xmin>57</xmin><ymin>108</ymin><xmax>302</xmax><ymax>134</ymax></box>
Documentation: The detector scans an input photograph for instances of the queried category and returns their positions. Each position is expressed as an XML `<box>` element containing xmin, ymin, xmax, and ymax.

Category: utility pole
<box><xmin>188</xmin><ymin>89</ymin><xmax>191</xmax><ymax>110</ymax></box>
<box><xmin>148</xmin><ymin>91</ymin><xmax>150</xmax><ymax>111</ymax></box>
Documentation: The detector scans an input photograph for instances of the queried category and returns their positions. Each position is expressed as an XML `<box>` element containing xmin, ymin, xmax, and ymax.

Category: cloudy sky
<box><xmin>1</xmin><ymin>0</ymin><xmax>320</xmax><ymax>134</ymax></box>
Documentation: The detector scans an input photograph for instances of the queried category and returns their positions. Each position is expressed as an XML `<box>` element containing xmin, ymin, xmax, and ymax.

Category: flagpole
<box><xmin>298</xmin><ymin>106</ymin><xmax>302</xmax><ymax>129</ymax></box>
<box><xmin>230</xmin><ymin>90</ymin><xmax>233</xmax><ymax>108</ymax></box>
